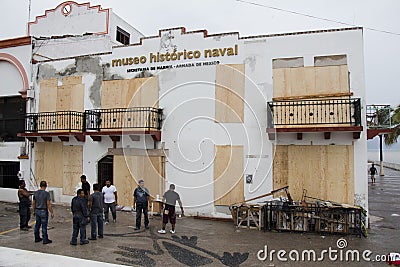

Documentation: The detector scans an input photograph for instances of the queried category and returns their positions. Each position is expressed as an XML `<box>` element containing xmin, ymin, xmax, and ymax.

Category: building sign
<box><xmin>111</xmin><ymin>44</ymin><xmax>239</xmax><ymax>71</ymax></box>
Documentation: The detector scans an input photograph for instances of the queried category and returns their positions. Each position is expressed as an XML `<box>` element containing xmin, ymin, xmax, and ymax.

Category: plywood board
<box><xmin>39</xmin><ymin>78</ymin><xmax>58</xmax><ymax>112</ymax></box>
<box><xmin>272</xmin><ymin>65</ymin><xmax>350</xmax><ymax>99</ymax></box>
<box><xmin>62</xmin><ymin>145</ymin><xmax>83</xmax><ymax>196</ymax></box>
<box><xmin>215</xmin><ymin>64</ymin><xmax>245</xmax><ymax>123</ymax></box>
<box><xmin>101</xmin><ymin>80</ymin><xmax>130</xmax><ymax>109</ymax></box>
<box><xmin>272</xmin><ymin>145</ymin><xmax>355</xmax><ymax>205</ymax></box>
<box><xmin>214</xmin><ymin>145</ymin><xmax>244</xmax><ymax>205</ymax></box>
<box><xmin>61</xmin><ymin>76</ymin><xmax>82</xmax><ymax>86</ymax></box>
<box><xmin>272</xmin><ymin>146</ymin><xmax>289</xmax><ymax>197</ymax></box>
<box><xmin>34</xmin><ymin>142</ymin><xmax>63</xmax><ymax>188</ymax></box>
<box><xmin>113</xmin><ymin>155</ymin><xmax>164</xmax><ymax>207</ymax></box>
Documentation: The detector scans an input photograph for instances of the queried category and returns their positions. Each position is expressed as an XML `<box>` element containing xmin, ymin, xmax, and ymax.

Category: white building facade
<box><xmin>0</xmin><ymin>2</ymin><xmax>367</xmax><ymax>217</ymax></box>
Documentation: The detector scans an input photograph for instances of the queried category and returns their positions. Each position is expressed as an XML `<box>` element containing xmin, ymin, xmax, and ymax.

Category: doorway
<box><xmin>97</xmin><ymin>155</ymin><xmax>113</xmax><ymax>187</ymax></box>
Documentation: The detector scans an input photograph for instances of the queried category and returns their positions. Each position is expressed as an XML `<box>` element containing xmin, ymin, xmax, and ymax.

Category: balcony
<box><xmin>267</xmin><ymin>98</ymin><xmax>363</xmax><ymax>140</ymax></box>
<box><xmin>85</xmin><ymin>107</ymin><xmax>162</xmax><ymax>142</ymax></box>
<box><xmin>19</xmin><ymin>107</ymin><xmax>163</xmax><ymax>142</ymax></box>
<box><xmin>366</xmin><ymin>105</ymin><xmax>392</xmax><ymax>139</ymax></box>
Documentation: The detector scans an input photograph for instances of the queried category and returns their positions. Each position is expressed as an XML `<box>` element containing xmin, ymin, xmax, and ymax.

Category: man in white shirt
<box><xmin>102</xmin><ymin>179</ymin><xmax>118</xmax><ymax>224</ymax></box>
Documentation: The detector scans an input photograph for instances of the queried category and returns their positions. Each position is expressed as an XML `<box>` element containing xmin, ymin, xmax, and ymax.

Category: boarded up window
<box><xmin>215</xmin><ymin>64</ymin><xmax>245</xmax><ymax>123</ymax></box>
<box><xmin>272</xmin><ymin>145</ymin><xmax>354</xmax><ymax>205</ymax></box>
<box><xmin>314</xmin><ymin>55</ymin><xmax>347</xmax><ymax>67</ymax></box>
<box><xmin>113</xmin><ymin>155</ymin><xmax>163</xmax><ymax>207</ymax></box>
<box><xmin>214</xmin><ymin>145</ymin><xmax>244</xmax><ymax>205</ymax></box>
<box><xmin>272</xmin><ymin>57</ymin><xmax>304</xmax><ymax>69</ymax></box>
<box><xmin>272</xmin><ymin>65</ymin><xmax>349</xmax><ymax>99</ymax></box>
<box><xmin>39</xmin><ymin>77</ymin><xmax>84</xmax><ymax>113</ymax></box>
<box><xmin>101</xmin><ymin>77</ymin><xmax>159</xmax><ymax>109</ymax></box>
<box><xmin>35</xmin><ymin>142</ymin><xmax>82</xmax><ymax>195</ymax></box>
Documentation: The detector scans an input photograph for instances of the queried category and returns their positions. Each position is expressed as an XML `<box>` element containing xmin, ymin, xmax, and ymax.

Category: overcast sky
<box><xmin>1</xmin><ymin>0</ymin><xmax>399</xmax><ymax>106</ymax></box>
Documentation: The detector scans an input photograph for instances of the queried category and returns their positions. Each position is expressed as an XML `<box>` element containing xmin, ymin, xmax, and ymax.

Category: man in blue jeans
<box><xmin>70</xmin><ymin>189</ymin><xmax>90</xmax><ymax>245</ymax></box>
<box><xmin>32</xmin><ymin>181</ymin><xmax>54</xmax><ymax>244</ymax></box>
<box><xmin>88</xmin><ymin>183</ymin><xmax>104</xmax><ymax>240</ymax></box>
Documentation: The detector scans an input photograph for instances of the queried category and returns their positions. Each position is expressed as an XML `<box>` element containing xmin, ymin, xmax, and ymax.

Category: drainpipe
<box><xmin>379</xmin><ymin>134</ymin><xmax>384</xmax><ymax>176</ymax></box>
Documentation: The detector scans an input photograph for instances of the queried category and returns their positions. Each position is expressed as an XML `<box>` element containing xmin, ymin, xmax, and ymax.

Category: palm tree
<box><xmin>385</xmin><ymin>104</ymin><xmax>400</xmax><ymax>146</ymax></box>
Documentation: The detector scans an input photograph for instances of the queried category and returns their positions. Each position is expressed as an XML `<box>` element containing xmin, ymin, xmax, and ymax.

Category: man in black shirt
<box><xmin>133</xmin><ymin>180</ymin><xmax>150</xmax><ymax>230</ymax></box>
<box><xmin>370</xmin><ymin>163</ymin><xmax>377</xmax><ymax>183</ymax></box>
<box><xmin>18</xmin><ymin>180</ymin><xmax>31</xmax><ymax>231</ymax></box>
<box><xmin>88</xmin><ymin>184</ymin><xmax>104</xmax><ymax>240</ymax></box>
<box><xmin>70</xmin><ymin>189</ymin><xmax>90</xmax><ymax>245</ymax></box>
<box><xmin>81</xmin><ymin>175</ymin><xmax>90</xmax><ymax>200</ymax></box>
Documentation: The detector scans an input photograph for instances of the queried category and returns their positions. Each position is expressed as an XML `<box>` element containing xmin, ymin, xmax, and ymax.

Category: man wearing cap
<box><xmin>133</xmin><ymin>180</ymin><xmax>150</xmax><ymax>230</ymax></box>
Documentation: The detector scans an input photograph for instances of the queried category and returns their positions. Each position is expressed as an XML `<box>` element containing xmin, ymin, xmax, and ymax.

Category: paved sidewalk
<box><xmin>0</xmin><ymin>247</ymin><xmax>123</xmax><ymax>267</ymax></box>
<box><xmin>0</xmin><ymin>167</ymin><xmax>398</xmax><ymax>266</ymax></box>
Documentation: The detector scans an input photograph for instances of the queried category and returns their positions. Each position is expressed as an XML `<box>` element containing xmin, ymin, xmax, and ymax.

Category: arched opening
<box><xmin>97</xmin><ymin>155</ymin><xmax>113</xmax><ymax>187</ymax></box>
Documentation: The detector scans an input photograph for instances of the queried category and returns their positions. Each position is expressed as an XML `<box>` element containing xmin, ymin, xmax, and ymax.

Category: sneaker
<box><xmin>34</xmin><ymin>238</ymin><xmax>43</xmax><ymax>243</ymax></box>
<box><xmin>88</xmin><ymin>237</ymin><xmax>97</xmax><ymax>240</ymax></box>
<box><xmin>80</xmin><ymin>240</ymin><xmax>89</xmax><ymax>245</ymax></box>
<box><xmin>70</xmin><ymin>241</ymin><xmax>77</xmax><ymax>246</ymax></box>
<box><xmin>113</xmin><ymin>219</ymin><xmax>116</xmax><ymax>223</ymax></box>
<box><xmin>105</xmin><ymin>221</ymin><xmax>109</xmax><ymax>225</ymax></box>
<box><xmin>98</xmin><ymin>235</ymin><xmax>103</xmax><ymax>239</ymax></box>
<box><xmin>170</xmin><ymin>229</ymin><xmax>176</xmax><ymax>234</ymax></box>
<box><xmin>20</xmin><ymin>227</ymin><xmax>29</xmax><ymax>231</ymax></box>
<box><xmin>158</xmin><ymin>229</ymin><xmax>166</xmax><ymax>234</ymax></box>
<box><xmin>134</xmin><ymin>227</ymin><xmax>140</xmax><ymax>231</ymax></box>
<box><xmin>145</xmin><ymin>226</ymin><xmax>150</xmax><ymax>230</ymax></box>
<box><xmin>26</xmin><ymin>226</ymin><xmax>32</xmax><ymax>229</ymax></box>
<box><xmin>43</xmin><ymin>239</ymin><xmax>52</xmax><ymax>245</ymax></box>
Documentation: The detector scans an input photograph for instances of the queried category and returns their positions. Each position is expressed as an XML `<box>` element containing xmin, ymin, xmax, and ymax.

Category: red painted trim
<box><xmin>120</xmin><ymin>26</ymin><xmax>362</xmax><ymax>48</ymax></box>
<box><xmin>267</xmin><ymin>126</ymin><xmax>363</xmax><ymax>133</ymax></box>
<box><xmin>0</xmin><ymin>36</ymin><xmax>31</xmax><ymax>49</ymax></box>
<box><xmin>0</xmin><ymin>53</ymin><xmax>29</xmax><ymax>95</ymax></box>
<box><xmin>367</xmin><ymin>128</ymin><xmax>392</xmax><ymax>140</ymax></box>
<box><xmin>28</xmin><ymin>1</ymin><xmax>110</xmax><ymax>36</ymax></box>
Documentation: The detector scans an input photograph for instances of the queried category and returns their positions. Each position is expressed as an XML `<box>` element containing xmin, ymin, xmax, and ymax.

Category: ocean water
<box><xmin>368</xmin><ymin>150</ymin><xmax>400</xmax><ymax>164</ymax></box>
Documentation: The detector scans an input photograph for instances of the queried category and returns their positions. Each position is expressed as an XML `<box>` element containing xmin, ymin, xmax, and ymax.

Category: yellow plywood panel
<box><xmin>272</xmin><ymin>146</ymin><xmax>289</xmax><ymax>198</ymax></box>
<box><xmin>215</xmin><ymin>64</ymin><xmax>245</xmax><ymax>123</ymax></box>
<box><xmin>61</xmin><ymin>76</ymin><xmax>82</xmax><ymax>86</ymax></box>
<box><xmin>272</xmin><ymin>65</ymin><xmax>350</xmax><ymax>99</ymax></box>
<box><xmin>34</xmin><ymin>142</ymin><xmax>45</xmax><ymax>183</ymax></box>
<box><xmin>127</xmin><ymin>79</ymin><xmax>142</xmax><ymax>108</ymax></box>
<box><xmin>56</xmin><ymin>85</ymin><xmax>72</xmax><ymax>111</ymax></box>
<box><xmin>44</xmin><ymin>142</ymin><xmax>63</xmax><ymax>188</ymax></box>
<box><xmin>101</xmin><ymin>80</ymin><xmax>130</xmax><ymax>109</ymax></box>
<box><xmin>273</xmin><ymin>145</ymin><xmax>355</xmax><ymax>205</ymax></box>
<box><xmin>39</xmin><ymin>78</ymin><xmax>58</xmax><ymax>112</ymax></box>
<box><xmin>34</xmin><ymin>143</ymin><xmax>63</xmax><ymax>188</ymax></box>
<box><xmin>113</xmin><ymin>155</ymin><xmax>164</xmax><ymax>207</ymax></box>
<box><xmin>113</xmin><ymin>155</ymin><xmax>136</xmax><ymax>207</ymax></box>
<box><xmin>214</xmin><ymin>145</ymin><xmax>244</xmax><ymax>205</ymax></box>
<box><xmin>62</xmin><ymin>145</ymin><xmax>83</xmax><ymax>196</ymax></box>
<box><xmin>70</xmin><ymin>84</ymin><xmax>84</xmax><ymax>112</ymax></box>
<box><xmin>139</xmin><ymin>77</ymin><xmax>159</xmax><ymax>108</ymax></box>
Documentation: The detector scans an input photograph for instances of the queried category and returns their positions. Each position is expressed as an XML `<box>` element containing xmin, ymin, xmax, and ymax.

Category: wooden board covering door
<box><xmin>113</xmin><ymin>155</ymin><xmax>164</xmax><ymax>207</ymax></box>
<box><xmin>272</xmin><ymin>145</ymin><xmax>354</xmax><ymax>204</ymax></box>
<box><xmin>214</xmin><ymin>145</ymin><xmax>244</xmax><ymax>205</ymax></box>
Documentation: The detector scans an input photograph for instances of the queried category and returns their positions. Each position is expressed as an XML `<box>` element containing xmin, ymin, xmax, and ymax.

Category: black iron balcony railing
<box><xmin>267</xmin><ymin>98</ymin><xmax>361</xmax><ymax>128</ymax></box>
<box><xmin>24</xmin><ymin>107</ymin><xmax>163</xmax><ymax>133</ymax></box>
<box><xmin>25</xmin><ymin>111</ymin><xmax>84</xmax><ymax>133</ymax></box>
<box><xmin>85</xmin><ymin>107</ymin><xmax>163</xmax><ymax>131</ymax></box>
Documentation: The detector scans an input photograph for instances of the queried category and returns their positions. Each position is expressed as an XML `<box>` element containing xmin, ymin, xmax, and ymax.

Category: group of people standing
<box><xmin>18</xmin><ymin>175</ymin><xmax>184</xmax><ymax>245</ymax></box>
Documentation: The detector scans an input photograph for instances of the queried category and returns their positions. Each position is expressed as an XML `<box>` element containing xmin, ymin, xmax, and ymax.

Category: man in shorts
<box><xmin>158</xmin><ymin>184</ymin><xmax>184</xmax><ymax>234</ymax></box>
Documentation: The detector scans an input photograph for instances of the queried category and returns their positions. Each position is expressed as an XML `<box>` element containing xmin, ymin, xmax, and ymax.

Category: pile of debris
<box><xmin>230</xmin><ymin>187</ymin><xmax>367</xmax><ymax>237</ymax></box>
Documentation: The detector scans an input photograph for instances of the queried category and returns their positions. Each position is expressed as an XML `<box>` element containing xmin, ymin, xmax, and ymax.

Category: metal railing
<box><xmin>85</xmin><ymin>107</ymin><xmax>163</xmax><ymax>131</ymax></box>
<box><xmin>366</xmin><ymin>105</ymin><xmax>391</xmax><ymax>129</ymax></box>
<box><xmin>267</xmin><ymin>98</ymin><xmax>361</xmax><ymax>128</ymax></box>
<box><xmin>25</xmin><ymin>107</ymin><xmax>163</xmax><ymax>133</ymax></box>
<box><xmin>25</xmin><ymin>111</ymin><xmax>84</xmax><ymax>132</ymax></box>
